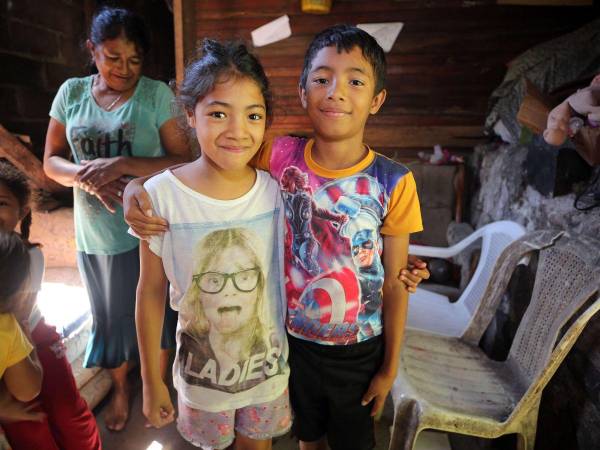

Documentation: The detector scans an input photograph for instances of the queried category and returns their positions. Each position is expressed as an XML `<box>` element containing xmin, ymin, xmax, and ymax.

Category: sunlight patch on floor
<box><xmin>37</xmin><ymin>267</ymin><xmax>91</xmax><ymax>336</ymax></box>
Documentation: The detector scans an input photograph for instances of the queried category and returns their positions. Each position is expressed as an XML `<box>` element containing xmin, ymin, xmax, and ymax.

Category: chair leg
<box><xmin>515</xmin><ymin>408</ymin><xmax>539</xmax><ymax>450</ymax></box>
<box><xmin>388</xmin><ymin>399</ymin><xmax>421</xmax><ymax>450</ymax></box>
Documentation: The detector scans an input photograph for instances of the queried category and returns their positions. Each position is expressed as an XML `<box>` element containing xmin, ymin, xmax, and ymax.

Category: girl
<box><xmin>0</xmin><ymin>230</ymin><xmax>43</xmax><ymax>450</ymax></box>
<box><xmin>0</xmin><ymin>161</ymin><xmax>101</xmax><ymax>450</ymax></box>
<box><xmin>136</xmin><ymin>40</ymin><xmax>290</xmax><ymax>450</ymax></box>
<box><xmin>43</xmin><ymin>7</ymin><xmax>191</xmax><ymax>430</ymax></box>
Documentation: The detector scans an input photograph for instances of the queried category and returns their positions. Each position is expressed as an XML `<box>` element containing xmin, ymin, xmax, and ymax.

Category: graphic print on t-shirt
<box><xmin>70</xmin><ymin>119</ymin><xmax>136</xmax><ymax>213</ymax></box>
<box><xmin>175</xmin><ymin>227</ymin><xmax>285</xmax><ymax>394</ymax></box>
<box><xmin>281</xmin><ymin>167</ymin><xmax>388</xmax><ymax>345</ymax></box>
<box><xmin>70</xmin><ymin>120</ymin><xmax>135</xmax><ymax>162</ymax></box>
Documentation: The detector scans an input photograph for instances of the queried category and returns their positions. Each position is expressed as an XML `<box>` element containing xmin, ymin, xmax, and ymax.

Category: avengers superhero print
<box><xmin>269</xmin><ymin>137</ymin><xmax>416</xmax><ymax>345</ymax></box>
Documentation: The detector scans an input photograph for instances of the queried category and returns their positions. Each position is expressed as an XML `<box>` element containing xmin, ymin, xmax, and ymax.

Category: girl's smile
<box><xmin>187</xmin><ymin>76</ymin><xmax>266</xmax><ymax>174</ymax></box>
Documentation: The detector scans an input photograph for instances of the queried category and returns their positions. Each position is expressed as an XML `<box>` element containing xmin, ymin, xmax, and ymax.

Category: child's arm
<box><xmin>3</xmin><ymin>318</ymin><xmax>43</xmax><ymax>404</ymax></box>
<box><xmin>0</xmin><ymin>381</ymin><xmax>45</xmax><ymax>423</ymax></box>
<box><xmin>361</xmin><ymin>233</ymin><xmax>409</xmax><ymax>416</ymax></box>
<box><xmin>123</xmin><ymin>175</ymin><xmax>172</xmax><ymax>239</ymax></box>
<box><xmin>136</xmin><ymin>241</ymin><xmax>174</xmax><ymax>428</ymax></box>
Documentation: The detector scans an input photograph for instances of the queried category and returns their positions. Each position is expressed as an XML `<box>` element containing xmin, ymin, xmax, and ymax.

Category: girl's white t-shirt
<box><xmin>142</xmin><ymin>169</ymin><xmax>289</xmax><ymax>412</ymax></box>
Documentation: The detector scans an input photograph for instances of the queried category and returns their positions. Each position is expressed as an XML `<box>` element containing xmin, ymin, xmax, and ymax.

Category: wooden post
<box><xmin>0</xmin><ymin>124</ymin><xmax>64</xmax><ymax>193</ymax></box>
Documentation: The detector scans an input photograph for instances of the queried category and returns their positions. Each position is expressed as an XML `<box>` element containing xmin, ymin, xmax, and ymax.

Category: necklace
<box><xmin>94</xmin><ymin>75</ymin><xmax>123</xmax><ymax>111</ymax></box>
<box><xmin>104</xmin><ymin>94</ymin><xmax>122</xmax><ymax>111</ymax></box>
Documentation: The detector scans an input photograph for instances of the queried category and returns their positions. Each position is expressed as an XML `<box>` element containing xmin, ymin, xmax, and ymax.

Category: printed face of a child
<box><xmin>187</xmin><ymin>76</ymin><xmax>266</xmax><ymax>173</ymax></box>
<box><xmin>199</xmin><ymin>245</ymin><xmax>260</xmax><ymax>335</ymax></box>
<box><xmin>0</xmin><ymin>182</ymin><xmax>23</xmax><ymax>233</ymax></box>
<box><xmin>299</xmin><ymin>46</ymin><xmax>386</xmax><ymax>142</ymax></box>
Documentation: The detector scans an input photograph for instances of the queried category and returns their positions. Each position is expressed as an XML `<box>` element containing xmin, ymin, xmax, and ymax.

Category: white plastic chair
<box><xmin>390</xmin><ymin>230</ymin><xmax>600</xmax><ymax>450</ymax></box>
<box><xmin>407</xmin><ymin>220</ymin><xmax>525</xmax><ymax>338</ymax></box>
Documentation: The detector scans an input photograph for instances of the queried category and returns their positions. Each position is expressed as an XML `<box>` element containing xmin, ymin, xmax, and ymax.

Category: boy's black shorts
<box><xmin>288</xmin><ymin>333</ymin><xmax>384</xmax><ymax>450</ymax></box>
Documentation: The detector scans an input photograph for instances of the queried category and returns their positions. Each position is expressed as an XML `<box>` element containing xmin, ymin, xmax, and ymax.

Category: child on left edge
<box><xmin>0</xmin><ymin>230</ymin><xmax>43</xmax><ymax>450</ymax></box>
<box><xmin>0</xmin><ymin>161</ymin><xmax>102</xmax><ymax>450</ymax></box>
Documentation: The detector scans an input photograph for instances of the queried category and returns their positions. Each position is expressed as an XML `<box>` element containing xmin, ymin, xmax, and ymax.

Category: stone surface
<box><xmin>470</xmin><ymin>143</ymin><xmax>600</xmax><ymax>239</ymax></box>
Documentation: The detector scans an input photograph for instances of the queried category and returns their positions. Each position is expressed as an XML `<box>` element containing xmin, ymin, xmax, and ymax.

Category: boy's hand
<box><xmin>142</xmin><ymin>382</ymin><xmax>175</xmax><ymax>428</ymax></box>
<box><xmin>401</xmin><ymin>256</ymin><xmax>430</xmax><ymax>293</ymax></box>
<box><xmin>123</xmin><ymin>178</ymin><xmax>168</xmax><ymax>239</ymax></box>
<box><xmin>361</xmin><ymin>370</ymin><xmax>396</xmax><ymax>417</ymax></box>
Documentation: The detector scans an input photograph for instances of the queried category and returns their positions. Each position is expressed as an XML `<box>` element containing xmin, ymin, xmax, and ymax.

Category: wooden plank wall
<box><xmin>181</xmin><ymin>0</ymin><xmax>598</xmax><ymax>156</ymax></box>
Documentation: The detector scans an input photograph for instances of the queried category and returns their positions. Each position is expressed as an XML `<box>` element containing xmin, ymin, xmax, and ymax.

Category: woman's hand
<box><xmin>401</xmin><ymin>255</ymin><xmax>430</xmax><ymax>293</ymax></box>
<box><xmin>93</xmin><ymin>177</ymin><xmax>129</xmax><ymax>214</ymax></box>
<box><xmin>75</xmin><ymin>157</ymin><xmax>125</xmax><ymax>192</ymax></box>
<box><xmin>123</xmin><ymin>178</ymin><xmax>168</xmax><ymax>239</ymax></box>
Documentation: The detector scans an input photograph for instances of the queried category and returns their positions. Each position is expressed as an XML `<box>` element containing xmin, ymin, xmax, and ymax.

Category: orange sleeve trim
<box><xmin>381</xmin><ymin>172</ymin><xmax>423</xmax><ymax>236</ymax></box>
<box><xmin>251</xmin><ymin>138</ymin><xmax>274</xmax><ymax>171</ymax></box>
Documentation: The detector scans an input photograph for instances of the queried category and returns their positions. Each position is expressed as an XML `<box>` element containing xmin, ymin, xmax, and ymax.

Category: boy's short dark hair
<box><xmin>299</xmin><ymin>24</ymin><xmax>387</xmax><ymax>95</ymax></box>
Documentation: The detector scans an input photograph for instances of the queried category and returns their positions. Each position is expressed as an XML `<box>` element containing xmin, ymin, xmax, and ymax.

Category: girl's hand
<box><xmin>123</xmin><ymin>178</ymin><xmax>168</xmax><ymax>239</ymax></box>
<box><xmin>401</xmin><ymin>256</ymin><xmax>430</xmax><ymax>293</ymax></box>
<box><xmin>142</xmin><ymin>382</ymin><xmax>175</xmax><ymax>429</ymax></box>
<box><xmin>75</xmin><ymin>157</ymin><xmax>124</xmax><ymax>192</ymax></box>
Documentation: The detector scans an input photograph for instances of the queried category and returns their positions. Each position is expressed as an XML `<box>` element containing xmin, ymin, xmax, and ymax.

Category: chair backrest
<box><xmin>506</xmin><ymin>232</ymin><xmax>600</xmax><ymax>389</ymax></box>
<box><xmin>459</xmin><ymin>221</ymin><xmax>525</xmax><ymax>315</ymax></box>
<box><xmin>460</xmin><ymin>231</ymin><xmax>600</xmax><ymax>422</ymax></box>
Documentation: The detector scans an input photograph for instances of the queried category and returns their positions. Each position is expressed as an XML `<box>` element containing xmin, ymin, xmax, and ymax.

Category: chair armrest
<box><xmin>409</xmin><ymin>229</ymin><xmax>484</xmax><ymax>259</ymax></box>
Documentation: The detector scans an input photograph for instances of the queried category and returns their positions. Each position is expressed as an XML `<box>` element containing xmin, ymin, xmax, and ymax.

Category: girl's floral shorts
<box><xmin>177</xmin><ymin>389</ymin><xmax>292</xmax><ymax>450</ymax></box>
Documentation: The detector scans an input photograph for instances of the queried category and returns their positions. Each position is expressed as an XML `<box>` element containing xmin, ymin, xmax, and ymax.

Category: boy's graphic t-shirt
<box><xmin>258</xmin><ymin>136</ymin><xmax>423</xmax><ymax>345</ymax></box>
<box><xmin>50</xmin><ymin>76</ymin><xmax>174</xmax><ymax>255</ymax></box>
<box><xmin>142</xmin><ymin>169</ymin><xmax>289</xmax><ymax>412</ymax></box>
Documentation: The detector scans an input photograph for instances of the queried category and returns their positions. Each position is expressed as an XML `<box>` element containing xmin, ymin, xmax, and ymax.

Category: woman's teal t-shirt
<box><xmin>49</xmin><ymin>75</ymin><xmax>174</xmax><ymax>255</ymax></box>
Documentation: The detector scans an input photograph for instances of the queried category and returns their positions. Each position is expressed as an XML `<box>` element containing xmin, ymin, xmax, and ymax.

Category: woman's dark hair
<box><xmin>177</xmin><ymin>39</ymin><xmax>273</xmax><ymax>126</ymax></box>
<box><xmin>89</xmin><ymin>7</ymin><xmax>150</xmax><ymax>55</ymax></box>
<box><xmin>300</xmin><ymin>24</ymin><xmax>387</xmax><ymax>95</ymax></box>
<box><xmin>0</xmin><ymin>160</ymin><xmax>35</xmax><ymax>245</ymax></box>
<box><xmin>0</xmin><ymin>231</ymin><xmax>31</xmax><ymax>314</ymax></box>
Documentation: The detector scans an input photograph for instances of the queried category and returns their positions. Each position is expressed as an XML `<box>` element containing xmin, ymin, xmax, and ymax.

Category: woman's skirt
<box><xmin>78</xmin><ymin>246</ymin><xmax>177</xmax><ymax>369</ymax></box>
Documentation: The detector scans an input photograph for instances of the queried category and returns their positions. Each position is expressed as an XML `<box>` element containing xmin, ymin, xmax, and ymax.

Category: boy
<box><xmin>125</xmin><ymin>25</ymin><xmax>423</xmax><ymax>450</ymax></box>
